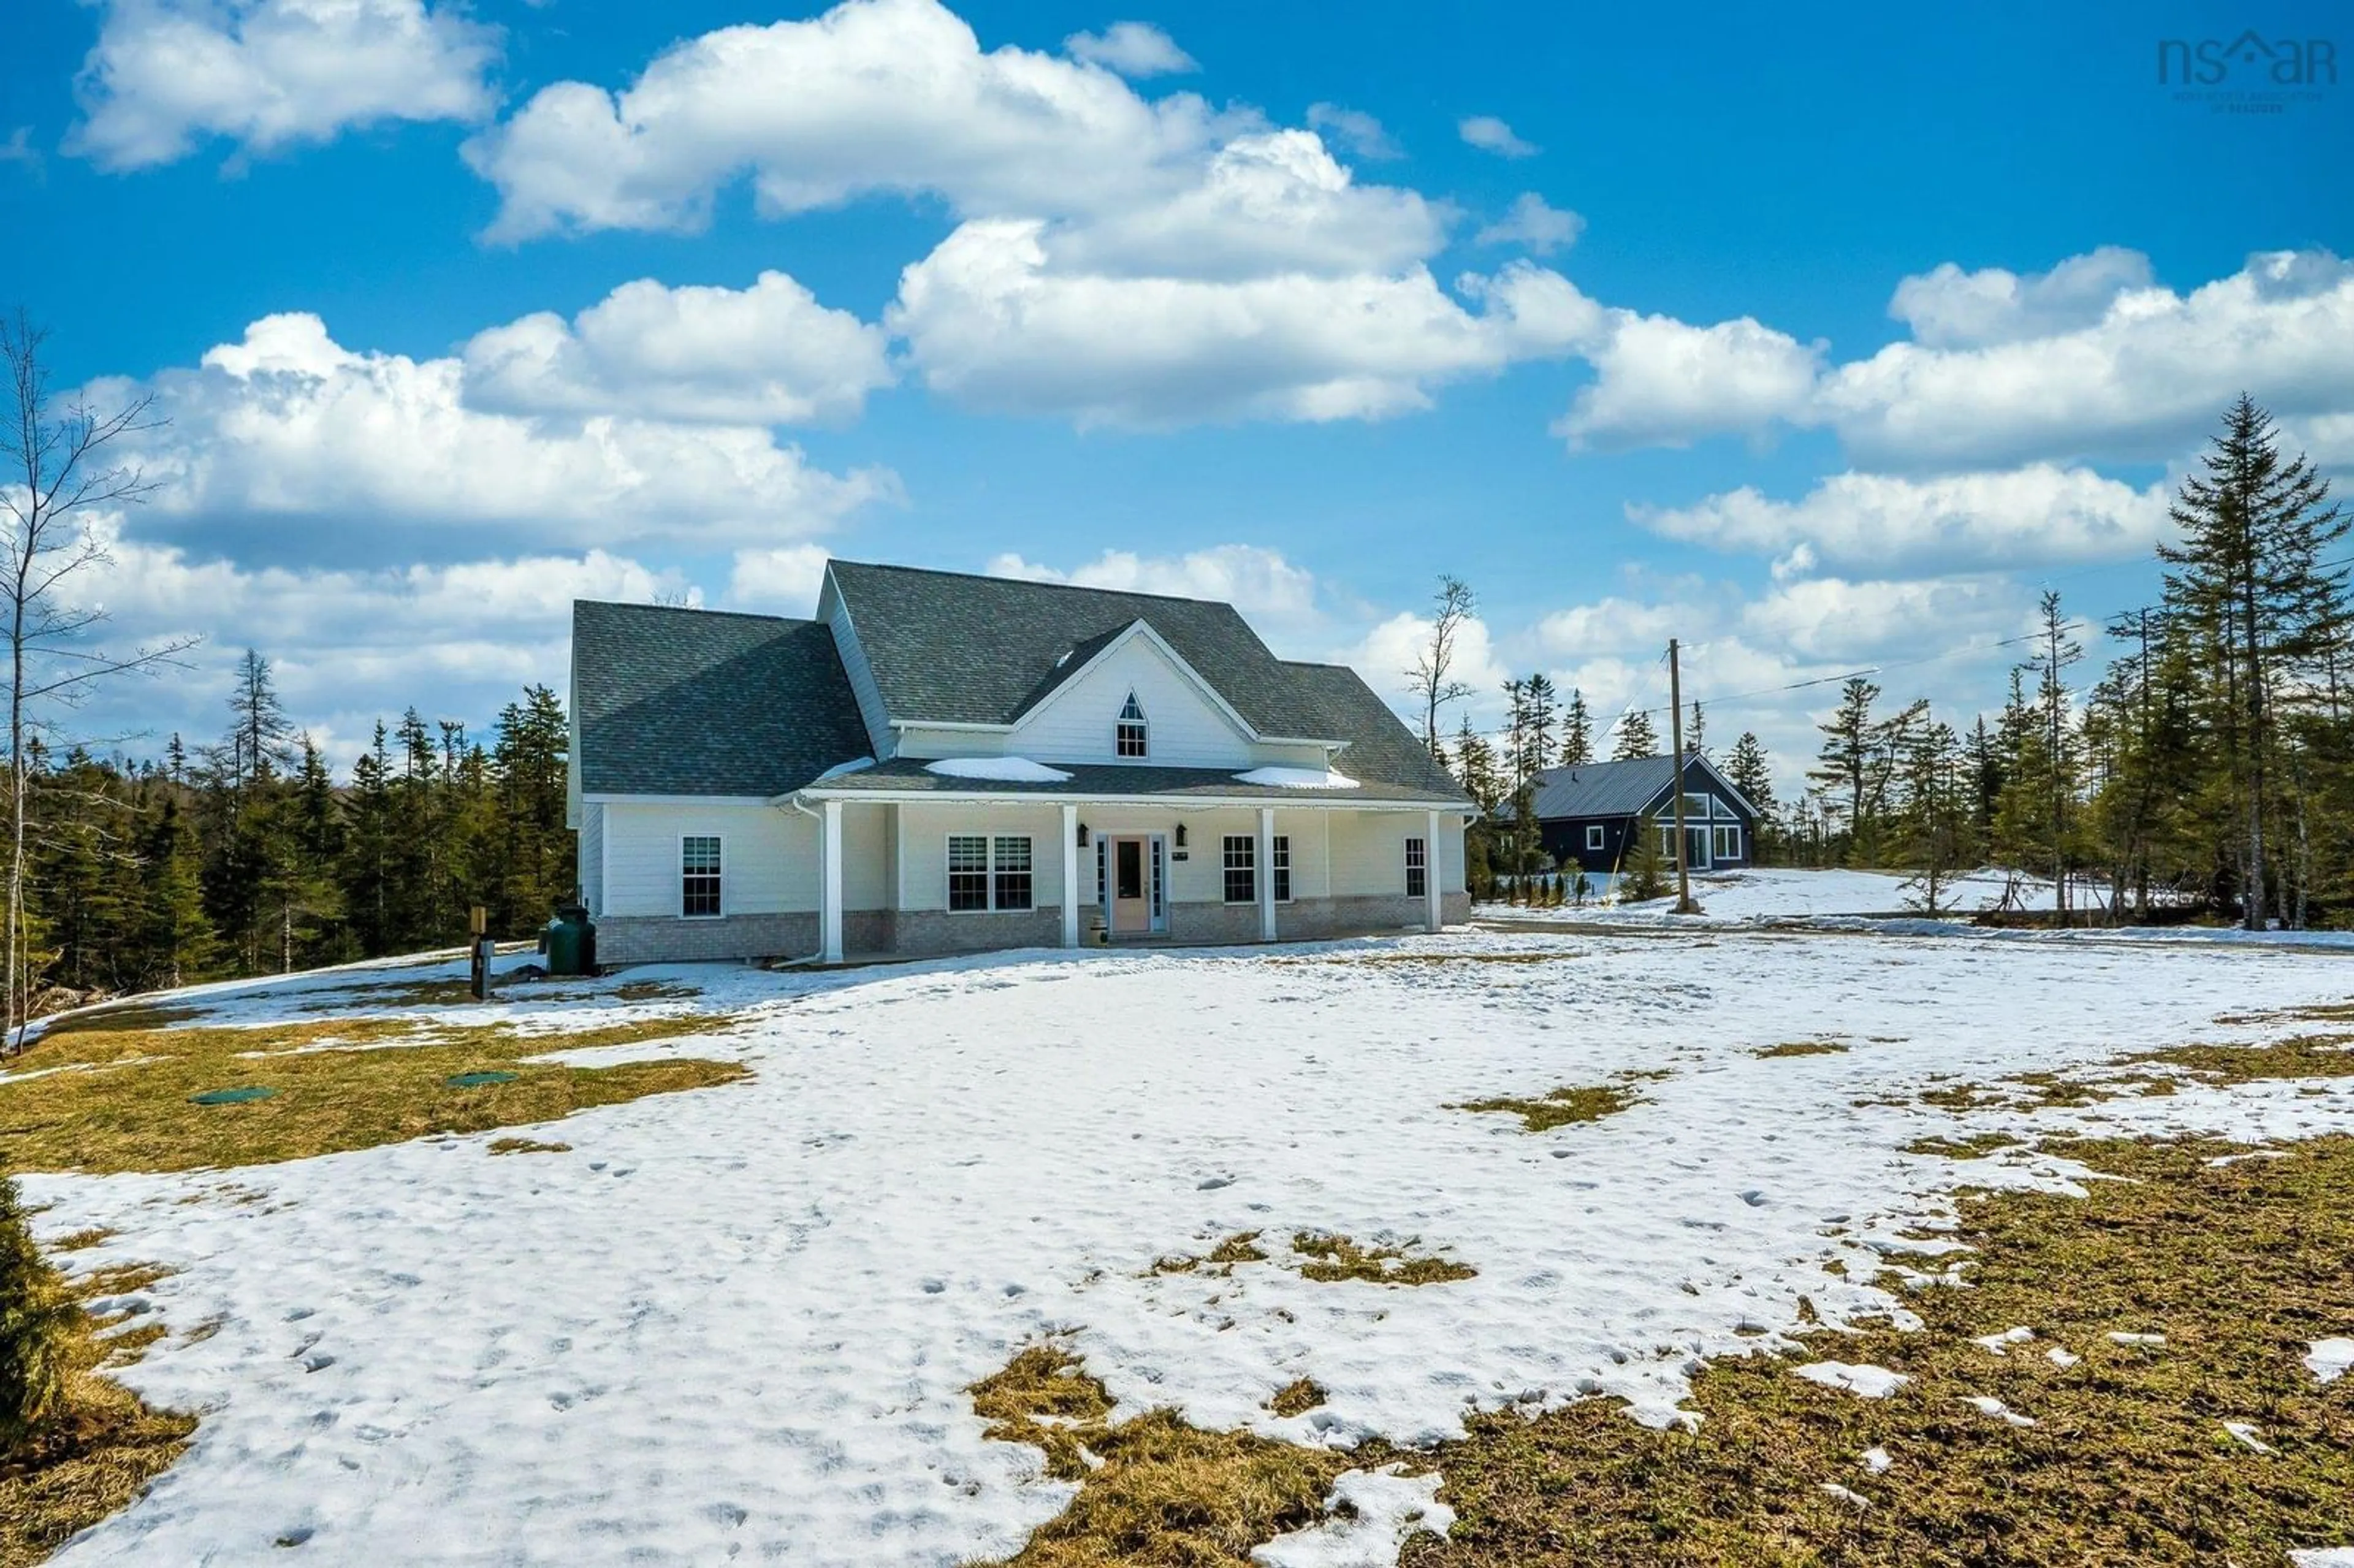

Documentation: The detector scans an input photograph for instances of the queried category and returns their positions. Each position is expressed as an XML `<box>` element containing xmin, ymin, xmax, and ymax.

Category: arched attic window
<box><xmin>1116</xmin><ymin>692</ymin><xmax>1149</xmax><ymax>758</ymax></box>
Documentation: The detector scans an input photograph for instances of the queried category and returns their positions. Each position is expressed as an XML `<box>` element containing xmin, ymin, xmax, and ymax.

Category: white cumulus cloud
<box><xmin>461</xmin><ymin>271</ymin><xmax>893</xmax><ymax>425</ymax></box>
<box><xmin>70</xmin><ymin>0</ymin><xmax>500</xmax><ymax>170</ymax></box>
<box><xmin>1063</xmin><ymin>20</ymin><xmax>1197</xmax><ymax>77</ymax></box>
<box><xmin>116</xmin><ymin>313</ymin><xmax>896</xmax><ymax>554</ymax></box>
<box><xmin>1304</xmin><ymin>103</ymin><xmax>1400</xmax><ymax>161</ymax></box>
<box><xmin>462</xmin><ymin>0</ymin><xmax>1224</xmax><ymax>241</ymax></box>
<box><xmin>1458</xmin><ymin>115</ymin><xmax>1536</xmax><ymax>158</ymax></box>
<box><xmin>1475</xmin><ymin>192</ymin><xmax>1582</xmax><ymax>256</ymax></box>
<box><xmin>987</xmin><ymin>545</ymin><xmax>1321</xmax><ymax>630</ymax></box>
<box><xmin>1821</xmin><ymin>248</ymin><xmax>2354</xmax><ymax>469</ymax></box>
<box><xmin>1557</xmin><ymin>311</ymin><xmax>1824</xmax><ymax>449</ymax></box>
<box><xmin>1637</xmin><ymin>465</ymin><xmax>2173</xmax><ymax>574</ymax></box>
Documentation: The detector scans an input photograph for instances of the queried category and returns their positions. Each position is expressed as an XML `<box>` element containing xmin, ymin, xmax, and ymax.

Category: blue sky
<box><xmin>1</xmin><ymin>0</ymin><xmax>2348</xmax><ymax>788</ymax></box>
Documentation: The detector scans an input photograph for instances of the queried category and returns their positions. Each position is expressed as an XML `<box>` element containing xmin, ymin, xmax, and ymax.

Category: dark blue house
<box><xmin>1529</xmin><ymin>753</ymin><xmax>1761</xmax><ymax>877</ymax></box>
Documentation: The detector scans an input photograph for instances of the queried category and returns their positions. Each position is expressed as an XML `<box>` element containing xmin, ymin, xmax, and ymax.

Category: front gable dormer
<box><xmin>1008</xmin><ymin>620</ymin><xmax>1265</xmax><ymax>767</ymax></box>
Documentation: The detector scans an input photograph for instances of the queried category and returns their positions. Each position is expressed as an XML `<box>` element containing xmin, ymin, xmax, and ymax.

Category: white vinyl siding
<box><xmin>895</xmin><ymin>804</ymin><xmax>1068</xmax><ymax>913</ymax></box>
<box><xmin>1008</xmin><ymin>634</ymin><xmax>1255</xmax><ymax>767</ymax></box>
<box><xmin>579</xmin><ymin>803</ymin><xmax>606</xmax><ymax>915</ymax></box>
<box><xmin>598</xmin><ymin>799</ymin><xmax>894</xmax><ymax>917</ymax></box>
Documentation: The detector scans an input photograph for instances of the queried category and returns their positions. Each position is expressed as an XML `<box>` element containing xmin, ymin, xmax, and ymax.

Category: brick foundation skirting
<box><xmin>592</xmin><ymin>892</ymin><xmax>1469</xmax><ymax>965</ymax></box>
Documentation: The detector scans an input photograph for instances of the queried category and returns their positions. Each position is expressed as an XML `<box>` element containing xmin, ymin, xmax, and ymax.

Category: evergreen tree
<box><xmin>1686</xmin><ymin>701</ymin><xmax>1707</xmax><ymax>758</ymax></box>
<box><xmin>136</xmin><ymin>794</ymin><xmax>216</xmax><ymax>990</ymax></box>
<box><xmin>1560</xmin><ymin>689</ymin><xmax>1593</xmax><ymax>766</ymax></box>
<box><xmin>1898</xmin><ymin>718</ymin><xmax>1973</xmax><ymax>914</ymax></box>
<box><xmin>1721</xmin><ymin>732</ymin><xmax>1777</xmax><ymax>861</ymax></box>
<box><xmin>1618</xmin><ymin>815</ymin><xmax>1667</xmax><ymax>902</ymax></box>
<box><xmin>1808</xmin><ymin>678</ymin><xmax>1880</xmax><ymax>862</ymax></box>
<box><xmin>340</xmin><ymin>723</ymin><xmax>397</xmax><ymax>956</ymax></box>
<box><xmin>1612</xmin><ymin>707</ymin><xmax>1660</xmax><ymax>761</ymax></box>
<box><xmin>2158</xmin><ymin>394</ymin><xmax>2348</xmax><ymax>929</ymax></box>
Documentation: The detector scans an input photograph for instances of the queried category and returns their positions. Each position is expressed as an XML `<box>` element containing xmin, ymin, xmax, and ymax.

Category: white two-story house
<box><xmin>568</xmin><ymin>559</ymin><xmax>1474</xmax><ymax>964</ymax></box>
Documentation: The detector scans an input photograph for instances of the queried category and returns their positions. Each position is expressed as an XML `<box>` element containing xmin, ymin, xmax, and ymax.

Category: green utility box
<box><xmin>543</xmin><ymin>904</ymin><xmax>597</xmax><ymax>976</ymax></box>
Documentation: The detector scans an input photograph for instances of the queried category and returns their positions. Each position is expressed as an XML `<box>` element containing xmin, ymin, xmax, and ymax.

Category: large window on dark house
<box><xmin>681</xmin><ymin>835</ymin><xmax>722</xmax><ymax>918</ymax></box>
<box><xmin>1222</xmin><ymin>834</ymin><xmax>1255</xmax><ymax>903</ymax></box>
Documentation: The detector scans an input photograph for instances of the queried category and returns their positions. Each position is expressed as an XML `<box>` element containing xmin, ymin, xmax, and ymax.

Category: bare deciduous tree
<box><xmin>1404</xmin><ymin>574</ymin><xmax>1476</xmax><ymax>759</ymax></box>
<box><xmin>2</xmin><ymin>311</ymin><xmax>198</xmax><ymax>1048</ymax></box>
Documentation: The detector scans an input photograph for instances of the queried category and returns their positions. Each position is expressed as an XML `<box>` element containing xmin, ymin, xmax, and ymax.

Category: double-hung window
<box><xmin>1222</xmin><ymin>834</ymin><xmax>1256</xmax><ymax>904</ymax></box>
<box><xmin>1585</xmin><ymin>824</ymin><xmax>1606</xmax><ymax>851</ymax></box>
<box><xmin>1712</xmin><ymin>824</ymin><xmax>1742</xmax><ymax>861</ymax></box>
<box><xmin>950</xmin><ymin>835</ymin><xmax>1034</xmax><ymax>912</ymax></box>
<box><xmin>1271</xmin><ymin>835</ymin><xmax>1292</xmax><ymax>902</ymax></box>
<box><xmin>681</xmin><ymin>835</ymin><xmax>723</xmax><ymax>918</ymax></box>
<box><xmin>1116</xmin><ymin>692</ymin><xmax>1149</xmax><ymax>758</ymax></box>
<box><xmin>1404</xmin><ymin>837</ymin><xmax>1428</xmax><ymax>899</ymax></box>
<box><xmin>992</xmin><ymin>836</ymin><xmax>1034</xmax><ymax>910</ymax></box>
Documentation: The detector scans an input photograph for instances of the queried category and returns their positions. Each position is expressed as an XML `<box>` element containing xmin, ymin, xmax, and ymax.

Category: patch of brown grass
<box><xmin>1903</xmin><ymin>1132</ymin><xmax>2024</xmax><ymax>1159</ymax></box>
<box><xmin>1452</xmin><ymin>1084</ymin><xmax>1635</xmax><ymax>1132</ymax></box>
<box><xmin>1291</xmin><ymin>1233</ymin><xmax>1476</xmax><ymax>1287</ymax></box>
<box><xmin>0</xmin><ymin>1013</ymin><xmax>745</xmax><ymax>1174</ymax></box>
<box><xmin>48</xmin><ymin>1228</ymin><xmax>113</xmax><ymax>1252</ymax></box>
<box><xmin>1</xmin><ymin>1249</ymin><xmax>194</xmax><ymax>1568</ymax></box>
<box><xmin>969</xmin><ymin>1341</ymin><xmax>1381</xmax><ymax>1566</ymax></box>
<box><xmin>1399</xmin><ymin>1135</ymin><xmax>2354</xmax><ymax>1567</ymax></box>
<box><xmin>486</xmin><ymin>1136</ymin><xmax>573</xmax><ymax>1156</ymax></box>
<box><xmin>1266</xmin><ymin>1379</ymin><xmax>1326</xmax><ymax>1418</ymax></box>
<box><xmin>1756</xmin><ymin>1041</ymin><xmax>1850</xmax><ymax>1059</ymax></box>
<box><xmin>2133</xmin><ymin>1032</ymin><xmax>2354</xmax><ymax>1084</ymax></box>
<box><xmin>0</xmin><ymin>1372</ymin><xmax>194</xmax><ymax>1568</ymax></box>
<box><xmin>1151</xmin><ymin>1231</ymin><xmax>1267</xmax><ymax>1275</ymax></box>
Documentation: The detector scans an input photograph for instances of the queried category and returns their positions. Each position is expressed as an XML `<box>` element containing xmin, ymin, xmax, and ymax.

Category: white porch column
<box><xmin>1257</xmin><ymin>805</ymin><xmax>1277</xmax><ymax>942</ymax></box>
<box><xmin>820</xmin><ymin>799</ymin><xmax>844</xmax><ymax>964</ymax></box>
<box><xmin>1424</xmin><ymin>809</ymin><xmax>1444</xmax><ymax>933</ymax></box>
<box><xmin>1060</xmin><ymin>804</ymin><xmax>1080</xmax><ymax>948</ymax></box>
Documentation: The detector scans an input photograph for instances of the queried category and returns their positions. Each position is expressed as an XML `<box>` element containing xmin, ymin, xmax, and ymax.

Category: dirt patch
<box><xmin>1756</xmin><ymin>1041</ymin><xmax>1850</xmax><ymax>1059</ymax></box>
<box><xmin>1267</xmin><ymin>1378</ymin><xmax>1327</xmax><ymax>1418</ymax></box>
<box><xmin>486</xmin><ymin>1137</ymin><xmax>573</xmax><ymax>1156</ymax></box>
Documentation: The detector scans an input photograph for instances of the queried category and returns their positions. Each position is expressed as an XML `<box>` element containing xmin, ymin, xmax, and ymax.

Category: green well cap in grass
<box><xmin>188</xmin><ymin>1086</ymin><xmax>277</xmax><ymax>1105</ymax></box>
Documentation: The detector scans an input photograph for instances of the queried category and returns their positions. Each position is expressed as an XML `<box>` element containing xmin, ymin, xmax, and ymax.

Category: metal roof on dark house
<box><xmin>1528</xmin><ymin>755</ymin><xmax>1759</xmax><ymax>821</ymax></box>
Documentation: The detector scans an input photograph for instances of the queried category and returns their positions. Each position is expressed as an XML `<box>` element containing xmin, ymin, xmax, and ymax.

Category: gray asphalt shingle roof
<box><xmin>827</xmin><ymin>560</ymin><xmax>1338</xmax><ymax>737</ymax></box>
<box><xmin>573</xmin><ymin>601</ymin><xmax>871</xmax><ymax>797</ymax></box>
<box><xmin>572</xmin><ymin>563</ymin><xmax>1472</xmax><ymax>806</ymax></box>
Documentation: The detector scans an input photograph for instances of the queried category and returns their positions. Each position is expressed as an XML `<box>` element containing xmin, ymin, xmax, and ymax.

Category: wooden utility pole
<box><xmin>1667</xmin><ymin>639</ymin><xmax>1694</xmax><ymax>914</ymax></box>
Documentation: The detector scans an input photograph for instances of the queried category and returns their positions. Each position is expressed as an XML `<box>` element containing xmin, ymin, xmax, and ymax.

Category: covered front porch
<box><xmin>800</xmin><ymin>790</ymin><xmax>1467</xmax><ymax>965</ymax></box>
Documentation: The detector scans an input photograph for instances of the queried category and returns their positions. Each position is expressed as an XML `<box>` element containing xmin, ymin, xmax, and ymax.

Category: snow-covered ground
<box><xmin>1482</xmin><ymin>866</ymin><xmax>2354</xmax><ymax>949</ymax></box>
<box><xmin>22</xmin><ymin>929</ymin><xmax>2354</xmax><ymax>1565</ymax></box>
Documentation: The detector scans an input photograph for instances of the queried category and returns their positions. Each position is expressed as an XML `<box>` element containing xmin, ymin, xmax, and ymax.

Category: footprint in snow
<box><xmin>1197</xmin><ymin>1175</ymin><xmax>1235</xmax><ymax>1190</ymax></box>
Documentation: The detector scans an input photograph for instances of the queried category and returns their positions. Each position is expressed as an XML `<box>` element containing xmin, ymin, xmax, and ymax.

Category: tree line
<box><xmin>17</xmin><ymin>655</ymin><xmax>574</xmax><ymax>1013</ymax></box>
<box><xmin>1417</xmin><ymin>396</ymin><xmax>2344</xmax><ymax>927</ymax></box>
